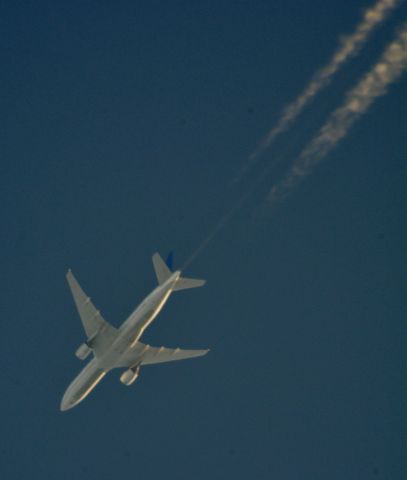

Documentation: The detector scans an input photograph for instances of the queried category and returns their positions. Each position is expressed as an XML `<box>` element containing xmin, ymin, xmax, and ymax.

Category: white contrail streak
<box><xmin>266</xmin><ymin>22</ymin><xmax>407</xmax><ymax>207</ymax></box>
<box><xmin>183</xmin><ymin>6</ymin><xmax>405</xmax><ymax>270</ymax></box>
<box><xmin>234</xmin><ymin>0</ymin><xmax>402</xmax><ymax>184</ymax></box>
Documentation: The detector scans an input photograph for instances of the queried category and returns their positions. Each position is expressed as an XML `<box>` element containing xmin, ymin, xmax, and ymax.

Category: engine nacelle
<box><xmin>75</xmin><ymin>343</ymin><xmax>92</xmax><ymax>360</ymax></box>
<box><xmin>120</xmin><ymin>366</ymin><xmax>140</xmax><ymax>386</ymax></box>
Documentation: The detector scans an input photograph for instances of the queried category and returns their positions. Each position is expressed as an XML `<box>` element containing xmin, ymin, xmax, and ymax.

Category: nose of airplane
<box><xmin>60</xmin><ymin>398</ymin><xmax>70</xmax><ymax>411</ymax></box>
<box><xmin>60</xmin><ymin>392</ymin><xmax>75</xmax><ymax>411</ymax></box>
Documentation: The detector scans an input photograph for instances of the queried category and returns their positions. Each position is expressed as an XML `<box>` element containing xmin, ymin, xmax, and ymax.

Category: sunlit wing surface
<box><xmin>66</xmin><ymin>270</ymin><xmax>118</xmax><ymax>355</ymax></box>
<box><xmin>141</xmin><ymin>345</ymin><xmax>209</xmax><ymax>365</ymax></box>
<box><xmin>118</xmin><ymin>342</ymin><xmax>209</xmax><ymax>367</ymax></box>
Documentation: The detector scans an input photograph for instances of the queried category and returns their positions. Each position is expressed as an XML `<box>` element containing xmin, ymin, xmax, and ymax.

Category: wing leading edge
<box><xmin>118</xmin><ymin>342</ymin><xmax>209</xmax><ymax>367</ymax></box>
<box><xmin>141</xmin><ymin>344</ymin><xmax>209</xmax><ymax>365</ymax></box>
<box><xmin>66</xmin><ymin>270</ymin><xmax>118</xmax><ymax>355</ymax></box>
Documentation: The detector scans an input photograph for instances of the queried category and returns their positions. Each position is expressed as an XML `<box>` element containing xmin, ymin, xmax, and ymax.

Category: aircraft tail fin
<box><xmin>152</xmin><ymin>253</ymin><xmax>172</xmax><ymax>285</ymax></box>
<box><xmin>152</xmin><ymin>252</ymin><xmax>206</xmax><ymax>290</ymax></box>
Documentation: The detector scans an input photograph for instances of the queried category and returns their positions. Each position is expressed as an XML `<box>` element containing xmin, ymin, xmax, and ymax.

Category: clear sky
<box><xmin>1</xmin><ymin>1</ymin><xmax>406</xmax><ymax>479</ymax></box>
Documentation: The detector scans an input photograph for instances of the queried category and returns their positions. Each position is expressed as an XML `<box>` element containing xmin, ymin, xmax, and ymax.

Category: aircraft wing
<box><xmin>118</xmin><ymin>342</ymin><xmax>209</xmax><ymax>367</ymax></box>
<box><xmin>141</xmin><ymin>345</ymin><xmax>209</xmax><ymax>365</ymax></box>
<box><xmin>66</xmin><ymin>270</ymin><xmax>119</xmax><ymax>355</ymax></box>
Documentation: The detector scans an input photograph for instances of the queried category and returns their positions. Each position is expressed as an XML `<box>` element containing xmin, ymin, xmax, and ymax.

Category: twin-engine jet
<box><xmin>60</xmin><ymin>253</ymin><xmax>209</xmax><ymax>411</ymax></box>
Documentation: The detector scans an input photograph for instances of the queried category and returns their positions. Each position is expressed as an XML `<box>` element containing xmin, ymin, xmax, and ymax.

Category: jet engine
<box><xmin>75</xmin><ymin>343</ymin><xmax>92</xmax><ymax>360</ymax></box>
<box><xmin>120</xmin><ymin>366</ymin><xmax>140</xmax><ymax>386</ymax></box>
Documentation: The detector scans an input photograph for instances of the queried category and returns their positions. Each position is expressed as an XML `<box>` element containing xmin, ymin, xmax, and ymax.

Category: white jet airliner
<box><xmin>60</xmin><ymin>253</ymin><xmax>208</xmax><ymax>411</ymax></box>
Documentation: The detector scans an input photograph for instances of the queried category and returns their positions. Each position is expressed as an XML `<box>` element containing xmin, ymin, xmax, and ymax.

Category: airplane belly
<box><xmin>60</xmin><ymin>360</ymin><xmax>106</xmax><ymax>411</ymax></box>
<box><xmin>126</xmin><ymin>291</ymin><xmax>172</xmax><ymax>346</ymax></box>
<box><xmin>120</xmin><ymin>308</ymin><xmax>157</xmax><ymax>348</ymax></box>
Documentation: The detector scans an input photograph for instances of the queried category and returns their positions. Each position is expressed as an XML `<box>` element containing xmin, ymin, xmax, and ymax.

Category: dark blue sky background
<box><xmin>1</xmin><ymin>1</ymin><xmax>406</xmax><ymax>479</ymax></box>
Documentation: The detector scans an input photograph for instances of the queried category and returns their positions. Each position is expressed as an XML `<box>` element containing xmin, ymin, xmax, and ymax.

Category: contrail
<box><xmin>233</xmin><ymin>0</ymin><xmax>402</xmax><ymax>183</ymax></box>
<box><xmin>184</xmin><ymin>21</ymin><xmax>407</xmax><ymax>270</ymax></box>
<box><xmin>182</xmin><ymin>169</ymin><xmax>266</xmax><ymax>270</ymax></box>
<box><xmin>265</xmin><ymin>22</ymin><xmax>407</xmax><ymax>208</ymax></box>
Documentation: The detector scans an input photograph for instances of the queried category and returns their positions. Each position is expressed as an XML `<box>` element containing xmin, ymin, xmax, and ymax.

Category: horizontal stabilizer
<box><xmin>173</xmin><ymin>277</ymin><xmax>206</xmax><ymax>291</ymax></box>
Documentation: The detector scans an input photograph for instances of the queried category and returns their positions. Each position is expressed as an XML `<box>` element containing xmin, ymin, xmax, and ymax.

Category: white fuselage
<box><xmin>60</xmin><ymin>271</ymin><xmax>180</xmax><ymax>411</ymax></box>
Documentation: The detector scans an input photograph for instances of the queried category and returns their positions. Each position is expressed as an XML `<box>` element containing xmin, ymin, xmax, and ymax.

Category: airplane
<box><xmin>60</xmin><ymin>253</ymin><xmax>209</xmax><ymax>411</ymax></box>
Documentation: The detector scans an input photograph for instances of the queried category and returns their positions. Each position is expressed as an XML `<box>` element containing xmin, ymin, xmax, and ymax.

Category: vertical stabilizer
<box><xmin>152</xmin><ymin>253</ymin><xmax>172</xmax><ymax>285</ymax></box>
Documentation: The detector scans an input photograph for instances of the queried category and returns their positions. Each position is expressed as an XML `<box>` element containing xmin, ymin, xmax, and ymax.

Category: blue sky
<box><xmin>1</xmin><ymin>1</ymin><xmax>406</xmax><ymax>479</ymax></box>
